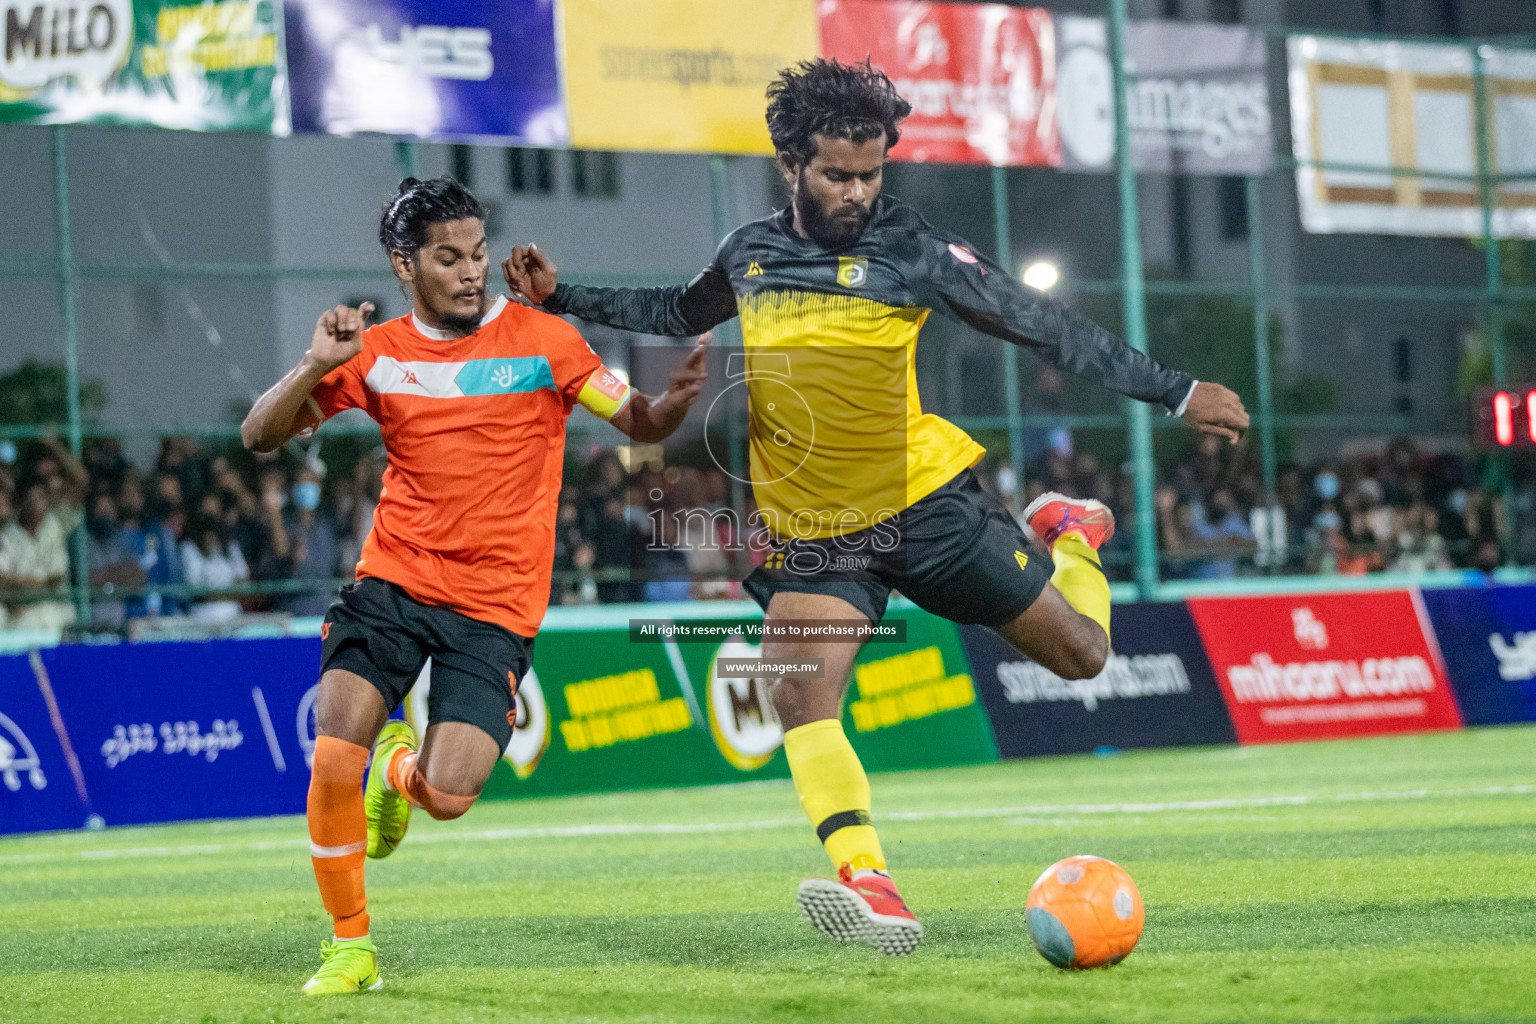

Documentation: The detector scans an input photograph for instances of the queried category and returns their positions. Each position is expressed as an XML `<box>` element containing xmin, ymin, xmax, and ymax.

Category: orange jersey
<box><xmin>310</xmin><ymin>296</ymin><xmax>604</xmax><ymax>636</ymax></box>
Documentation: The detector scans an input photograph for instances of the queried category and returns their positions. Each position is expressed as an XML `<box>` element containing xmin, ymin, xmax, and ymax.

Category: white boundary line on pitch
<box><xmin>0</xmin><ymin>783</ymin><xmax>1531</xmax><ymax>866</ymax></box>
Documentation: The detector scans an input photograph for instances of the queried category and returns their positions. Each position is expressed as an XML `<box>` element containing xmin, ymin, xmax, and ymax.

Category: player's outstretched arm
<box><xmin>241</xmin><ymin>302</ymin><xmax>372</xmax><ymax>453</ymax></box>
<box><xmin>503</xmin><ymin>244</ymin><xmax>737</xmax><ymax>338</ymax></box>
<box><xmin>922</xmin><ymin>235</ymin><xmax>1249</xmax><ymax>443</ymax></box>
<box><xmin>599</xmin><ymin>334</ymin><xmax>711</xmax><ymax>444</ymax></box>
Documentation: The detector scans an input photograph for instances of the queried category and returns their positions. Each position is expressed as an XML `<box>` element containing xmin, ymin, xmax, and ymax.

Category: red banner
<box><xmin>817</xmin><ymin>0</ymin><xmax>1059</xmax><ymax>166</ymax></box>
<box><xmin>1186</xmin><ymin>591</ymin><xmax>1462</xmax><ymax>745</ymax></box>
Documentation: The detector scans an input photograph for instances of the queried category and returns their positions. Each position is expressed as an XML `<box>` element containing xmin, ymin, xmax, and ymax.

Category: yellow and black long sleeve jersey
<box><xmin>544</xmin><ymin>195</ymin><xmax>1195</xmax><ymax>540</ymax></box>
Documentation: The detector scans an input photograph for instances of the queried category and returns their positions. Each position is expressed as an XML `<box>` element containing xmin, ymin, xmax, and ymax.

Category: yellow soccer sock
<box><xmin>1051</xmin><ymin>533</ymin><xmax>1112</xmax><ymax>642</ymax></box>
<box><xmin>783</xmin><ymin>719</ymin><xmax>886</xmax><ymax>874</ymax></box>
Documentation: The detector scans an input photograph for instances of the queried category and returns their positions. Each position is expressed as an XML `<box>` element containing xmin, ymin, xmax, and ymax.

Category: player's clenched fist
<box><xmin>308</xmin><ymin>302</ymin><xmax>375</xmax><ymax>372</ymax></box>
<box><xmin>503</xmin><ymin>244</ymin><xmax>558</xmax><ymax>305</ymax></box>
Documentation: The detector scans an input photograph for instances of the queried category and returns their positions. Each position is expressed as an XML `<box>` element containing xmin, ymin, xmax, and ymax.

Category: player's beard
<box><xmin>795</xmin><ymin>172</ymin><xmax>872</xmax><ymax>249</ymax></box>
<box><xmin>437</xmin><ymin>309</ymin><xmax>485</xmax><ymax>336</ymax></box>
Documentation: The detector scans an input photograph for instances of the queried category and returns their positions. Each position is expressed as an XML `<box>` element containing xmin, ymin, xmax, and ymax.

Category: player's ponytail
<box><xmin>378</xmin><ymin>176</ymin><xmax>485</xmax><ymax>263</ymax></box>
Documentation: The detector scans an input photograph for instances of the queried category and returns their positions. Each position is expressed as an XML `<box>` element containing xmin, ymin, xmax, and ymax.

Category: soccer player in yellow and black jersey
<box><xmin>505</xmin><ymin>59</ymin><xmax>1249</xmax><ymax>955</ymax></box>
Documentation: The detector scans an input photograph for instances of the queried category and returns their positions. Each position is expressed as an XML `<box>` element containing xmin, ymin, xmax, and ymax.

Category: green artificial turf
<box><xmin>1</xmin><ymin>725</ymin><xmax>1533</xmax><ymax>1023</ymax></box>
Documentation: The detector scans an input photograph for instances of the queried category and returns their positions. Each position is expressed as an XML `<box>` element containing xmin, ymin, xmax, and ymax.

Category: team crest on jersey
<box><xmin>837</xmin><ymin>257</ymin><xmax>868</xmax><ymax>288</ymax></box>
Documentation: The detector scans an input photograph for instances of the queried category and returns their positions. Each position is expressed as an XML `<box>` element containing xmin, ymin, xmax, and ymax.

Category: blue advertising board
<box><xmin>36</xmin><ymin>638</ymin><xmax>324</xmax><ymax>828</ymax></box>
<box><xmin>284</xmin><ymin>0</ymin><xmax>567</xmax><ymax>143</ymax></box>
<box><xmin>0</xmin><ymin>653</ymin><xmax>92</xmax><ymax>833</ymax></box>
<box><xmin>963</xmin><ymin>601</ymin><xmax>1237</xmax><ymax>758</ymax></box>
<box><xmin>1420</xmin><ymin>584</ymin><xmax>1536</xmax><ymax>726</ymax></box>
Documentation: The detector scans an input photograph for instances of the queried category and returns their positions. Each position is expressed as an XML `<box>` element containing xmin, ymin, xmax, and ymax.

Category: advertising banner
<box><xmin>816</xmin><ymin>0</ymin><xmax>1057</xmax><ymax>166</ymax></box>
<box><xmin>963</xmin><ymin>602</ymin><xmax>1236</xmax><ymax>758</ymax></box>
<box><xmin>0</xmin><ymin>653</ymin><xmax>92</xmax><ymax>833</ymax></box>
<box><xmin>1420</xmin><ymin>584</ymin><xmax>1536</xmax><ymax>726</ymax></box>
<box><xmin>283</xmin><ymin>0</ymin><xmax>564</xmax><ymax>143</ymax></box>
<box><xmin>35</xmin><ymin>639</ymin><xmax>318</xmax><ymax>827</ymax></box>
<box><xmin>561</xmin><ymin>0</ymin><xmax>818</xmax><ymax>154</ymax></box>
<box><xmin>1287</xmin><ymin>36</ymin><xmax>1536</xmax><ymax>238</ymax></box>
<box><xmin>0</xmin><ymin>0</ymin><xmax>288</xmax><ymax>132</ymax></box>
<box><xmin>1055</xmin><ymin>16</ymin><xmax>1272</xmax><ymax>174</ymax></box>
<box><xmin>1186</xmin><ymin>591</ymin><xmax>1462</xmax><ymax>745</ymax></box>
<box><xmin>469</xmin><ymin>604</ymin><xmax>996</xmax><ymax>799</ymax></box>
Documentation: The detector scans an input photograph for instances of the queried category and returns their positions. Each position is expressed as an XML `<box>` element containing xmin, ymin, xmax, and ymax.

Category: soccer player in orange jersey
<box><xmin>241</xmin><ymin>177</ymin><xmax>708</xmax><ymax>996</ymax></box>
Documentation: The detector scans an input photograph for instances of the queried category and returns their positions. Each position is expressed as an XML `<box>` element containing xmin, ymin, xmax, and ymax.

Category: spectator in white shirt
<box><xmin>179</xmin><ymin>513</ymin><xmax>249</xmax><ymax>623</ymax></box>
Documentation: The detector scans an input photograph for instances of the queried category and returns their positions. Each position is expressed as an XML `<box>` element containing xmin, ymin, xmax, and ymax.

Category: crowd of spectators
<box><xmin>1002</xmin><ymin>433</ymin><xmax>1525</xmax><ymax>581</ymax></box>
<box><xmin>0</xmin><ymin>435</ymin><xmax>383</xmax><ymax>630</ymax></box>
<box><xmin>0</xmin><ymin>430</ymin><xmax>1525</xmax><ymax>630</ymax></box>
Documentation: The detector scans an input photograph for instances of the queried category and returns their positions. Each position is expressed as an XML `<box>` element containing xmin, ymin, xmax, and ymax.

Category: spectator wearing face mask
<box><xmin>267</xmin><ymin>463</ymin><xmax>341</xmax><ymax>616</ymax></box>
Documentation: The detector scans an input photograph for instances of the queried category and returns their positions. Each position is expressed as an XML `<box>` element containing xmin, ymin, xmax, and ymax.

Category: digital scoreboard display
<box><xmin>1472</xmin><ymin>386</ymin><xmax>1536</xmax><ymax>450</ymax></box>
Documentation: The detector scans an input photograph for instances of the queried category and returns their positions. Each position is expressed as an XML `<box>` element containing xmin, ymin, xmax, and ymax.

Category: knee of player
<box><xmin>418</xmin><ymin>773</ymin><xmax>482</xmax><ymax>820</ymax></box>
<box><xmin>1061</xmin><ymin>626</ymin><xmax>1108</xmax><ymax>680</ymax></box>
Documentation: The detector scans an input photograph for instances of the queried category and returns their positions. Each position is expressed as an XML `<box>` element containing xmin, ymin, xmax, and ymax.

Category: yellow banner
<box><xmin>562</xmin><ymin>0</ymin><xmax>819</xmax><ymax>154</ymax></box>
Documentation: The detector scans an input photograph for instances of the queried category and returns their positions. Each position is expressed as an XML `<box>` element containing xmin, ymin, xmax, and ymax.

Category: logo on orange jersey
<box><xmin>400</xmin><ymin>369</ymin><xmax>420</xmax><ymax>385</ymax></box>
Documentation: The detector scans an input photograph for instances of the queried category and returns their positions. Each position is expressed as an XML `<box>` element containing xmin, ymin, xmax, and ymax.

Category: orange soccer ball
<box><xmin>1025</xmin><ymin>855</ymin><xmax>1145</xmax><ymax>969</ymax></box>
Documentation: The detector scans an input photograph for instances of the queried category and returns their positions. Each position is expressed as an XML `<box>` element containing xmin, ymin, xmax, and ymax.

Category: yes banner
<box><xmin>1420</xmin><ymin>584</ymin><xmax>1536</xmax><ymax>726</ymax></box>
<box><xmin>562</xmin><ymin>0</ymin><xmax>818</xmax><ymax>154</ymax></box>
<box><xmin>283</xmin><ymin>0</ymin><xmax>565</xmax><ymax>143</ymax></box>
<box><xmin>0</xmin><ymin>0</ymin><xmax>288</xmax><ymax>131</ymax></box>
<box><xmin>817</xmin><ymin>0</ymin><xmax>1058</xmax><ymax>166</ymax></box>
<box><xmin>1186</xmin><ymin>590</ymin><xmax>1462</xmax><ymax>745</ymax></box>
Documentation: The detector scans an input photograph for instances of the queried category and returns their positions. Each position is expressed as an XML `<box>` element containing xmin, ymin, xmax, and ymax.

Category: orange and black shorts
<box><xmin>319</xmin><ymin>576</ymin><xmax>533</xmax><ymax>750</ymax></box>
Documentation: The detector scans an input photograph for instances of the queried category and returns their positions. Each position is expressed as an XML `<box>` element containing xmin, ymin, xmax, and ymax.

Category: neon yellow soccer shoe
<box><xmin>301</xmin><ymin>936</ymin><xmax>381</xmax><ymax>996</ymax></box>
<box><xmin>366</xmin><ymin>720</ymin><xmax>417</xmax><ymax>860</ymax></box>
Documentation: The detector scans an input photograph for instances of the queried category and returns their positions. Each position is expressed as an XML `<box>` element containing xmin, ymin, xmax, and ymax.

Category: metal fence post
<box><xmin>51</xmin><ymin>126</ymin><xmax>90</xmax><ymax>623</ymax></box>
<box><xmin>1246</xmin><ymin>175</ymin><xmax>1277</xmax><ymax>507</ymax></box>
<box><xmin>708</xmin><ymin>154</ymin><xmax>746</xmax><ymax>517</ymax></box>
<box><xmin>1472</xmin><ymin>44</ymin><xmax>1515</xmax><ymax>564</ymax></box>
<box><xmin>991</xmin><ymin>165</ymin><xmax>1026</xmax><ymax>514</ymax></box>
<box><xmin>394</xmin><ymin>140</ymin><xmax>417</xmax><ymax>180</ymax></box>
<box><xmin>1109</xmin><ymin>0</ymin><xmax>1160</xmax><ymax>597</ymax></box>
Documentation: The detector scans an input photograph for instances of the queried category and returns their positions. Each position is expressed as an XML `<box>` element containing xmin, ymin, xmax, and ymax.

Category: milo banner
<box><xmin>817</xmin><ymin>0</ymin><xmax>1058</xmax><ymax>166</ymax></box>
<box><xmin>0</xmin><ymin>0</ymin><xmax>288</xmax><ymax>132</ymax></box>
<box><xmin>453</xmin><ymin>604</ymin><xmax>998</xmax><ymax>800</ymax></box>
<box><xmin>1055</xmin><ymin>16</ymin><xmax>1272</xmax><ymax>174</ymax></box>
<box><xmin>561</xmin><ymin>0</ymin><xmax>818</xmax><ymax>154</ymax></box>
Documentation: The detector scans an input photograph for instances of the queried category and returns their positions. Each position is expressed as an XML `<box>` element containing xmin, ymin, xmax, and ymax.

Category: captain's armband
<box><xmin>576</xmin><ymin>365</ymin><xmax>635</xmax><ymax>422</ymax></box>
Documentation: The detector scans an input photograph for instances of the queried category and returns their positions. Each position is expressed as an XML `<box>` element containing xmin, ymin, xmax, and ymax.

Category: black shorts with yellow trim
<box><xmin>742</xmin><ymin>468</ymin><xmax>1052</xmax><ymax>627</ymax></box>
<box><xmin>319</xmin><ymin>576</ymin><xmax>533</xmax><ymax>750</ymax></box>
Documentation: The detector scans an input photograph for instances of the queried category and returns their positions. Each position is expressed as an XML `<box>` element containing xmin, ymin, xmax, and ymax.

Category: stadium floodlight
<box><xmin>1021</xmin><ymin>260</ymin><xmax>1060</xmax><ymax>292</ymax></box>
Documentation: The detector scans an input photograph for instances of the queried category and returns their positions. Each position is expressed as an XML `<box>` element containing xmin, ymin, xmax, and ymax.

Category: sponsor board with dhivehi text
<box><xmin>1187</xmin><ymin>591</ymin><xmax>1462</xmax><ymax>744</ymax></box>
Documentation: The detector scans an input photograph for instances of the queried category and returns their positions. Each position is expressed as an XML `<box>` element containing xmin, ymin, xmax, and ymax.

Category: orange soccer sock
<box><xmin>307</xmin><ymin>736</ymin><xmax>371</xmax><ymax>939</ymax></box>
<box><xmin>386</xmin><ymin>748</ymin><xmax>478</xmax><ymax>821</ymax></box>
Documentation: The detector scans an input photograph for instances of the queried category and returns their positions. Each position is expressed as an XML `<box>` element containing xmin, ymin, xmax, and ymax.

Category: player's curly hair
<box><xmin>765</xmin><ymin>58</ymin><xmax>911</xmax><ymax>165</ymax></box>
<box><xmin>378</xmin><ymin>176</ymin><xmax>485</xmax><ymax>262</ymax></box>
